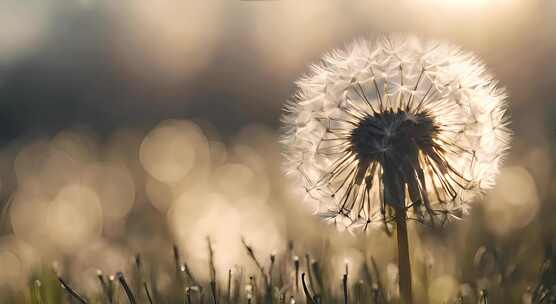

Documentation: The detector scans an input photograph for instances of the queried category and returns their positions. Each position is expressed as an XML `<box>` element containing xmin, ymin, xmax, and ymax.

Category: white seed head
<box><xmin>281</xmin><ymin>35</ymin><xmax>511</xmax><ymax>231</ymax></box>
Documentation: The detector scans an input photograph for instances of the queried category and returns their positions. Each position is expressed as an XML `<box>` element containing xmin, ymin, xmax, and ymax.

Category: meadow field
<box><xmin>0</xmin><ymin>1</ymin><xmax>555</xmax><ymax>303</ymax></box>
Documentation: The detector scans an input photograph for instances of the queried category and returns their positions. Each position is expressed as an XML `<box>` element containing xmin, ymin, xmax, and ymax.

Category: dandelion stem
<box><xmin>395</xmin><ymin>207</ymin><xmax>413</xmax><ymax>304</ymax></box>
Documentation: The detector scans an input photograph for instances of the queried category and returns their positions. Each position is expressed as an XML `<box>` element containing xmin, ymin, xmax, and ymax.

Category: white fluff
<box><xmin>281</xmin><ymin>35</ymin><xmax>511</xmax><ymax>231</ymax></box>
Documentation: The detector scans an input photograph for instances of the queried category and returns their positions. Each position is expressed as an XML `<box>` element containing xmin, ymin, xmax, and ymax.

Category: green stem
<box><xmin>395</xmin><ymin>207</ymin><xmax>413</xmax><ymax>304</ymax></box>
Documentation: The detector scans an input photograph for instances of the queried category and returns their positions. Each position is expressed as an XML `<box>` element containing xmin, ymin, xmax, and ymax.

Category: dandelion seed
<box><xmin>282</xmin><ymin>35</ymin><xmax>511</xmax><ymax>229</ymax></box>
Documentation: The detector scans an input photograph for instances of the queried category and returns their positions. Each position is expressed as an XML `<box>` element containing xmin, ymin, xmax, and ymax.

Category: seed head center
<box><xmin>350</xmin><ymin>110</ymin><xmax>437</xmax><ymax>162</ymax></box>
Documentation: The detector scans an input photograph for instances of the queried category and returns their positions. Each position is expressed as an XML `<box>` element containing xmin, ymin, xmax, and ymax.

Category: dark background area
<box><xmin>0</xmin><ymin>0</ymin><xmax>554</xmax><ymax>144</ymax></box>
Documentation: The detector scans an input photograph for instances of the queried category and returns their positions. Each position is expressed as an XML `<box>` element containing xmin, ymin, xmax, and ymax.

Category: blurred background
<box><xmin>0</xmin><ymin>0</ymin><xmax>555</xmax><ymax>303</ymax></box>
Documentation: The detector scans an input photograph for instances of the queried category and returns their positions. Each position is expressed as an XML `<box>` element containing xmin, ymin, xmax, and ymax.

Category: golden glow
<box><xmin>484</xmin><ymin>166</ymin><xmax>540</xmax><ymax>236</ymax></box>
<box><xmin>140</xmin><ymin>120</ymin><xmax>205</xmax><ymax>183</ymax></box>
<box><xmin>82</xmin><ymin>163</ymin><xmax>136</xmax><ymax>220</ymax></box>
<box><xmin>168</xmin><ymin>186</ymin><xmax>285</xmax><ymax>284</ymax></box>
<box><xmin>47</xmin><ymin>184</ymin><xmax>103</xmax><ymax>252</ymax></box>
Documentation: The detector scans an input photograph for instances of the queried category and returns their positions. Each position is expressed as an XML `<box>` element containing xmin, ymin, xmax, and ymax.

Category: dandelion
<box><xmin>281</xmin><ymin>35</ymin><xmax>511</xmax><ymax>303</ymax></box>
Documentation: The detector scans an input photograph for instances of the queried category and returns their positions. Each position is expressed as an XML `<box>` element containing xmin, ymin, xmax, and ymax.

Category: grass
<box><xmin>2</xmin><ymin>236</ymin><xmax>554</xmax><ymax>304</ymax></box>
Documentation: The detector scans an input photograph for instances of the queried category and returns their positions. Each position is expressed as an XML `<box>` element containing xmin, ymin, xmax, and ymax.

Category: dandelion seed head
<box><xmin>282</xmin><ymin>35</ymin><xmax>511</xmax><ymax>231</ymax></box>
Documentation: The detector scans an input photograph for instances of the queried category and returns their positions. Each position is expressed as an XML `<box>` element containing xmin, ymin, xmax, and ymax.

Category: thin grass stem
<box><xmin>301</xmin><ymin>273</ymin><xmax>316</xmax><ymax>304</ymax></box>
<box><xmin>58</xmin><ymin>276</ymin><xmax>88</xmax><ymax>304</ymax></box>
<box><xmin>117</xmin><ymin>272</ymin><xmax>137</xmax><ymax>304</ymax></box>
<box><xmin>343</xmin><ymin>264</ymin><xmax>349</xmax><ymax>304</ymax></box>
<box><xmin>144</xmin><ymin>282</ymin><xmax>154</xmax><ymax>304</ymax></box>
